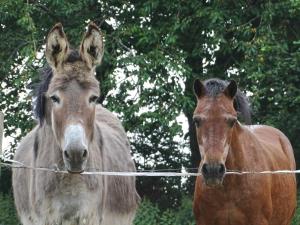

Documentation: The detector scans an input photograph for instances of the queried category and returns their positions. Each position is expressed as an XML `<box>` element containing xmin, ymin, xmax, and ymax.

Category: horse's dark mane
<box><xmin>33</xmin><ymin>49</ymin><xmax>82</xmax><ymax>124</ymax></box>
<box><xmin>204</xmin><ymin>78</ymin><xmax>252</xmax><ymax>124</ymax></box>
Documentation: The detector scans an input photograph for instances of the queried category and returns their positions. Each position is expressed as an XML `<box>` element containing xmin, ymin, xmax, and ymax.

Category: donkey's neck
<box><xmin>35</xmin><ymin>124</ymin><xmax>64</xmax><ymax>169</ymax></box>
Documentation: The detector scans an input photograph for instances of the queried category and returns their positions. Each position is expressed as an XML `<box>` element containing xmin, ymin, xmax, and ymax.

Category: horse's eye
<box><xmin>227</xmin><ymin>118</ymin><xmax>237</xmax><ymax>127</ymax></box>
<box><xmin>89</xmin><ymin>95</ymin><xmax>99</xmax><ymax>103</ymax></box>
<box><xmin>50</xmin><ymin>95</ymin><xmax>60</xmax><ymax>104</ymax></box>
<box><xmin>193</xmin><ymin>118</ymin><xmax>202</xmax><ymax>128</ymax></box>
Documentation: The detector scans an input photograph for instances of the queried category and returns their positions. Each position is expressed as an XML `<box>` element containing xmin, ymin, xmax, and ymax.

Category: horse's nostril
<box><xmin>82</xmin><ymin>149</ymin><xmax>88</xmax><ymax>158</ymax></box>
<box><xmin>64</xmin><ymin>151</ymin><xmax>70</xmax><ymax>159</ymax></box>
<box><xmin>219</xmin><ymin>164</ymin><xmax>225</xmax><ymax>174</ymax></box>
<box><xmin>202</xmin><ymin>163</ymin><xmax>209</xmax><ymax>176</ymax></box>
<box><xmin>201</xmin><ymin>163</ymin><xmax>225</xmax><ymax>177</ymax></box>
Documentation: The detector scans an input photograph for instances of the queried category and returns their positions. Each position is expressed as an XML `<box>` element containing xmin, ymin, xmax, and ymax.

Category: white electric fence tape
<box><xmin>1</xmin><ymin>156</ymin><xmax>300</xmax><ymax>177</ymax></box>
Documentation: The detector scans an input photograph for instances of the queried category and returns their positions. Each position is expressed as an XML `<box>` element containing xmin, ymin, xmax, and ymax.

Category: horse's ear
<box><xmin>80</xmin><ymin>22</ymin><xmax>104</xmax><ymax>69</ymax></box>
<box><xmin>45</xmin><ymin>23</ymin><xmax>69</xmax><ymax>69</ymax></box>
<box><xmin>194</xmin><ymin>79</ymin><xmax>206</xmax><ymax>98</ymax></box>
<box><xmin>224</xmin><ymin>80</ymin><xmax>237</xmax><ymax>99</ymax></box>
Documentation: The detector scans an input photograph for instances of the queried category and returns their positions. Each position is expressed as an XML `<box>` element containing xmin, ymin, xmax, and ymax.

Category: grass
<box><xmin>0</xmin><ymin>194</ymin><xmax>300</xmax><ymax>225</ymax></box>
<box><xmin>292</xmin><ymin>200</ymin><xmax>300</xmax><ymax>225</ymax></box>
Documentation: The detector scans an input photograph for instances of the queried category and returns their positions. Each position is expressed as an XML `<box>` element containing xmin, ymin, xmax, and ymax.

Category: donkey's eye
<box><xmin>89</xmin><ymin>95</ymin><xmax>99</xmax><ymax>104</ymax></box>
<box><xmin>193</xmin><ymin>118</ymin><xmax>202</xmax><ymax>128</ymax></box>
<box><xmin>227</xmin><ymin>118</ymin><xmax>237</xmax><ymax>127</ymax></box>
<box><xmin>50</xmin><ymin>95</ymin><xmax>60</xmax><ymax>104</ymax></box>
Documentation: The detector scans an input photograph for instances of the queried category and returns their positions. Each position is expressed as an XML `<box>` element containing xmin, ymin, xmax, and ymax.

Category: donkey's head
<box><xmin>193</xmin><ymin>79</ymin><xmax>251</xmax><ymax>187</ymax></box>
<box><xmin>44</xmin><ymin>23</ymin><xmax>103</xmax><ymax>173</ymax></box>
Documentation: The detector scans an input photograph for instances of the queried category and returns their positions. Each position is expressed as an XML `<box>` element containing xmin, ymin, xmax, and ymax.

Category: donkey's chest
<box><xmin>34</xmin><ymin>175</ymin><xmax>104</xmax><ymax>225</ymax></box>
<box><xmin>36</xmin><ymin>190</ymin><xmax>103</xmax><ymax>225</ymax></box>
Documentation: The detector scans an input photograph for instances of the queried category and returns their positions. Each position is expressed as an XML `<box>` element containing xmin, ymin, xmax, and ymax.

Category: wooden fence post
<box><xmin>0</xmin><ymin>112</ymin><xmax>3</xmax><ymax>157</ymax></box>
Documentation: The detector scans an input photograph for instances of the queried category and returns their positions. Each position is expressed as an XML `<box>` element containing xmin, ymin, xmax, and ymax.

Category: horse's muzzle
<box><xmin>201</xmin><ymin>163</ymin><xmax>226</xmax><ymax>187</ymax></box>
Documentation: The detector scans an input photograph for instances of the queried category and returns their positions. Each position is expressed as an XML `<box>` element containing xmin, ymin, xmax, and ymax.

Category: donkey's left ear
<box><xmin>45</xmin><ymin>23</ymin><xmax>69</xmax><ymax>69</ymax></box>
<box><xmin>224</xmin><ymin>80</ymin><xmax>237</xmax><ymax>99</ymax></box>
<box><xmin>80</xmin><ymin>22</ymin><xmax>104</xmax><ymax>69</ymax></box>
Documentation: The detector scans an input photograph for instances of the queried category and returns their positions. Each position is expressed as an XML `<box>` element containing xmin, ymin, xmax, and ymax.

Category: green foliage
<box><xmin>292</xmin><ymin>207</ymin><xmax>300</xmax><ymax>225</ymax></box>
<box><xmin>0</xmin><ymin>167</ymin><xmax>12</xmax><ymax>195</ymax></box>
<box><xmin>292</xmin><ymin>194</ymin><xmax>300</xmax><ymax>225</ymax></box>
<box><xmin>133</xmin><ymin>197</ymin><xmax>195</xmax><ymax>225</ymax></box>
<box><xmin>1</xmin><ymin>0</ymin><xmax>300</xmax><ymax>209</ymax></box>
<box><xmin>134</xmin><ymin>199</ymin><xmax>160</xmax><ymax>225</ymax></box>
<box><xmin>0</xmin><ymin>194</ymin><xmax>20</xmax><ymax>225</ymax></box>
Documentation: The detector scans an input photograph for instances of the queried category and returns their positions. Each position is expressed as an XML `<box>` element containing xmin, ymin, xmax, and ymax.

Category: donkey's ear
<box><xmin>45</xmin><ymin>23</ymin><xmax>69</xmax><ymax>68</ymax></box>
<box><xmin>224</xmin><ymin>80</ymin><xmax>237</xmax><ymax>99</ymax></box>
<box><xmin>194</xmin><ymin>79</ymin><xmax>206</xmax><ymax>99</ymax></box>
<box><xmin>80</xmin><ymin>22</ymin><xmax>104</xmax><ymax>69</ymax></box>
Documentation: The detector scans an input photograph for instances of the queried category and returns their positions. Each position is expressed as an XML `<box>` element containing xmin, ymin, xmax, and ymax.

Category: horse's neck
<box><xmin>226</xmin><ymin>122</ymin><xmax>255</xmax><ymax>171</ymax></box>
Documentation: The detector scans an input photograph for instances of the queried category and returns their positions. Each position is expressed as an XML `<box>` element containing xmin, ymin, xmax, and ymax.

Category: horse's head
<box><xmin>193</xmin><ymin>79</ymin><xmax>250</xmax><ymax>187</ymax></box>
<box><xmin>44</xmin><ymin>23</ymin><xmax>103</xmax><ymax>173</ymax></box>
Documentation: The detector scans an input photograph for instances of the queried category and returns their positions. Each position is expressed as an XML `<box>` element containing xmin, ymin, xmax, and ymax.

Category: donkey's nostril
<box><xmin>82</xmin><ymin>149</ymin><xmax>88</xmax><ymax>158</ymax></box>
<box><xmin>64</xmin><ymin>151</ymin><xmax>70</xmax><ymax>159</ymax></box>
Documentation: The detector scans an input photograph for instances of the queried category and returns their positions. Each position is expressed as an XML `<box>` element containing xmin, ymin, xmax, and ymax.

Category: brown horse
<box><xmin>12</xmin><ymin>23</ymin><xmax>139</xmax><ymax>225</ymax></box>
<box><xmin>193</xmin><ymin>78</ymin><xmax>296</xmax><ymax>225</ymax></box>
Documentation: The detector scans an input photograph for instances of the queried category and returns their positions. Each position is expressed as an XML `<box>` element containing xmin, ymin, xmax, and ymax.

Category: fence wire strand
<box><xmin>1</xmin><ymin>156</ymin><xmax>300</xmax><ymax>177</ymax></box>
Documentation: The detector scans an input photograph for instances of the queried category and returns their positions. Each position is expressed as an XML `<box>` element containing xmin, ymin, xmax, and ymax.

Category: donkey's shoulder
<box><xmin>14</xmin><ymin>126</ymin><xmax>39</xmax><ymax>162</ymax></box>
<box><xmin>95</xmin><ymin>105</ymin><xmax>121</xmax><ymax>122</ymax></box>
<box><xmin>95</xmin><ymin>104</ymin><xmax>126</xmax><ymax>134</ymax></box>
<box><xmin>95</xmin><ymin>106</ymin><xmax>139</xmax><ymax>214</ymax></box>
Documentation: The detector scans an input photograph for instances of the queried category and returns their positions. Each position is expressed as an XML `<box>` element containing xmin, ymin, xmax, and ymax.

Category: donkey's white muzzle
<box><xmin>63</xmin><ymin>124</ymin><xmax>88</xmax><ymax>173</ymax></box>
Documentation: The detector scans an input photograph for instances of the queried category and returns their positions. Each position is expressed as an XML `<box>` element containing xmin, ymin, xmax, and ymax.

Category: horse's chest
<box><xmin>196</xmin><ymin>177</ymin><xmax>271</xmax><ymax>224</ymax></box>
<box><xmin>212</xmin><ymin>204</ymin><xmax>247</xmax><ymax>225</ymax></box>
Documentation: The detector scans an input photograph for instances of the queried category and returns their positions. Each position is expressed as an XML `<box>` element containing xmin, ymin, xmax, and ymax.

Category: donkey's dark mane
<box><xmin>204</xmin><ymin>78</ymin><xmax>252</xmax><ymax>124</ymax></box>
<box><xmin>33</xmin><ymin>66</ymin><xmax>52</xmax><ymax>124</ymax></box>
<box><xmin>33</xmin><ymin>50</ymin><xmax>82</xmax><ymax>124</ymax></box>
<box><xmin>65</xmin><ymin>50</ymin><xmax>81</xmax><ymax>63</ymax></box>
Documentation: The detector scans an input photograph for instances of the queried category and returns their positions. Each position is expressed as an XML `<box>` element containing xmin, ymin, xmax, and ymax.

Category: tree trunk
<box><xmin>183</xmin><ymin>55</ymin><xmax>202</xmax><ymax>194</ymax></box>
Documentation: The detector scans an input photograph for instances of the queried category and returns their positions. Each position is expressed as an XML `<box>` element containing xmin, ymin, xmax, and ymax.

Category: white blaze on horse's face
<box><xmin>193</xmin><ymin>79</ymin><xmax>238</xmax><ymax>187</ymax></box>
<box><xmin>44</xmin><ymin>23</ymin><xmax>103</xmax><ymax>173</ymax></box>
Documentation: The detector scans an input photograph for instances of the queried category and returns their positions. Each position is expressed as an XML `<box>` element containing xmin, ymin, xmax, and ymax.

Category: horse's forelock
<box><xmin>203</xmin><ymin>78</ymin><xmax>252</xmax><ymax>124</ymax></box>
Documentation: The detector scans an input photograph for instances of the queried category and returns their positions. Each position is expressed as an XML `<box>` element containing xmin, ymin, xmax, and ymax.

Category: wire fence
<box><xmin>1</xmin><ymin>156</ymin><xmax>300</xmax><ymax>177</ymax></box>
